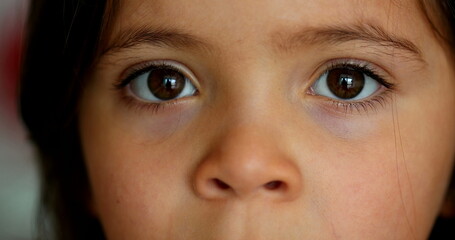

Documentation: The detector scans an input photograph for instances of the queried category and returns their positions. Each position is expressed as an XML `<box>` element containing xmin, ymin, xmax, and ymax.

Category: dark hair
<box><xmin>420</xmin><ymin>0</ymin><xmax>455</xmax><ymax>54</ymax></box>
<box><xmin>20</xmin><ymin>0</ymin><xmax>112</xmax><ymax>239</ymax></box>
<box><xmin>19</xmin><ymin>0</ymin><xmax>455</xmax><ymax>239</ymax></box>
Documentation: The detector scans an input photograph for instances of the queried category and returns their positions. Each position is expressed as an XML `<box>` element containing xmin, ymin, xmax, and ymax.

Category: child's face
<box><xmin>79</xmin><ymin>0</ymin><xmax>455</xmax><ymax>239</ymax></box>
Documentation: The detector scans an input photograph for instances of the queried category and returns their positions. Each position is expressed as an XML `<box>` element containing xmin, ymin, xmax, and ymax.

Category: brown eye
<box><xmin>326</xmin><ymin>68</ymin><xmax>365</xmax><ymax>99</ymax></box>
<box><xmin>312</xmin><ymin>65</ymin><xmax>381</xmax><ymax>101</ymax></box>
<box><xmin>129</xmin><ymin>65</ymin><xmax>197</xmax><ymax>102</ymax></box>
<box><xmin>148</xmin><ymin>68</ymin><xmax>185</xmax><ymax>100</ymax></box>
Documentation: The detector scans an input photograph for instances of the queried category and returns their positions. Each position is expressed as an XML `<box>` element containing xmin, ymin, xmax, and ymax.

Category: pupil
<box><xmin>147</xmin><ymin>68</ymin><xmax>185</xmax><ymax>100</ymax></box>
<box><xmin>327</xmin><ymin>68</ymin><xmax>365</xmax><ymax>99</ymax></box>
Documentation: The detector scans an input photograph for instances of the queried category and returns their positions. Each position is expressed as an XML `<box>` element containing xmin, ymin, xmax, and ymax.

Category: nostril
<box><xmin>213</xmin><ymin>178</ymin><xmax>231</xmax><ymax>190</ymax></box>
<box><xmin>264</xmin><ymin>180</ymin><xmax>283</xmax><ymax>190</ymax></box>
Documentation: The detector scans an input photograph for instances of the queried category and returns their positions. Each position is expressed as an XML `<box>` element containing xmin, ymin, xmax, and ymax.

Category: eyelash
<box><xmin>113</xmin><ymin>61</ymin><xmax>195</xmax><ymax>113</ymax></box>
<box><xmin>311</xmin><ymin>60</ymin><xmax>395</xmax><ymax>114</ymax></box>
<box><xmin>116</xmin><ymin>93</ymin><xmax>175</xmax><ymax>114</ymax></box>
<box><xmin>115</xmin><ymin>61</ymin><xmax>180</xmax><ymax>88</ymax></box>
<box><xmin>114</xmin><ymin>60</ymin><xmax>395</xmax><ymax>114</ymax></box>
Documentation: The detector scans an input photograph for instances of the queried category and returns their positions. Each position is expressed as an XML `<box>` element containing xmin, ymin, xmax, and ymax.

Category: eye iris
<box><xmin>147</xmin><ymin>68</ymin><xmax>185</xmax><ymax>100</ymax></box>
<box><xmin>327</xmin><ymin>68</ymin><xmax>365</xmax><ymax>99</ymax></box>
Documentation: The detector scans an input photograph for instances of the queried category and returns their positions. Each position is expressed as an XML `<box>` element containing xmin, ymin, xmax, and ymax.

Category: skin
<box><xmin>79</xmin><ymin>0</ymin><xmax>455</xmax><ymax>239</ymax></box>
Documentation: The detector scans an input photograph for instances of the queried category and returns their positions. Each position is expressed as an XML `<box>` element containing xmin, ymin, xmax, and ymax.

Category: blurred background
<box><xmin>0</xmin><ymin>0</ymin><xmax>39</xmax><ymax>239</ymax></box>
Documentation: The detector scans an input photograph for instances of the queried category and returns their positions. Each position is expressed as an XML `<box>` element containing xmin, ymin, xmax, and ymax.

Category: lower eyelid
<box><xmin>119</xmin><ymin>92</ymin><xmax>197</xmax><ymax>115</ymax></box>
<box><xmin>317</xmin><ymin>89</ymin><xmax>394</xmax><ymax>115</ymax></box>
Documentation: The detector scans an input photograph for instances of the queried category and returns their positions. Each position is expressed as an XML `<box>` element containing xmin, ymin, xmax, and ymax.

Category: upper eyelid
<box><xmin>116</xmin><ymin>60</ymin><xmax>201</xmax><ymax>90</ymax></box>
<box><xmin>326</xmin><ymin>61</ymin><xmax>386</xmax><ymax>82</ymax></box>
<box><xmin>312</xmin><ymin>59</ymin><xmax>392</xmax><ymax>83</ymax></box>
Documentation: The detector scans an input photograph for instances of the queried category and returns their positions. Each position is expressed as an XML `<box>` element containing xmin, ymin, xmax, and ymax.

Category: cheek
<box><xmin>314</xmin><ymin>146</ymin><xmax>411</xmax><ymax>239</ymax></box>
<box><xmin>80</xmin><ymin>122</ymin><xmax>190</xmax><ymax>239</ymax></box>
<box><xmin>301</xmin><ymin>114</ymin><xmax>408</xmax><ymax>238</ymax></box>
<box><xmin>78</xmin><ymin>91</ymin><xmax>201</xmax><ymax>239</ymax></box>
<box><xmin>394</xmin><ymin>68</ymin><xmax>455</xmax><ymax>231</ymax></box>
<box><xmin>300</xmin><ymin>94</ymin><xmax>454</xmax><ymax>238</ymax></box>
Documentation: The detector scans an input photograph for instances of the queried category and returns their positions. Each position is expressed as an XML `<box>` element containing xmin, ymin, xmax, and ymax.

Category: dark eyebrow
<box><xmin>101</xmin><ymin>26</ymin><xmax>215</xmax><ymax>56</ymax></box>
<box><xmin>102</xmin><ymin>23</ymin><xmax>424</xmax><ymax>64</ymax></box>
<box><xmin>274</xmin><ymin>23</ymin><xmax>424</xmax><ymax>63</ymax></box>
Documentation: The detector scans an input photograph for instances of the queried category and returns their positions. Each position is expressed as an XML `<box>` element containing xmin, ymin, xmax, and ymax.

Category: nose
<box><xmin>192</xmin><ymin>127</ymin><xmax>302</xmax><ymax>202</ymax></box>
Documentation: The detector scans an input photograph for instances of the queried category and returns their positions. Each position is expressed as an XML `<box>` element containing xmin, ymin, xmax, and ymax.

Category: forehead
<box><xmin>111</xmin><ymin>0</ymin><xmax>422</xmax><ymax>32</ymax></box>
<box><xmin>105</xmin><ymin>0</ymin><xmax>430</xmax><ymax>62</ymax></box>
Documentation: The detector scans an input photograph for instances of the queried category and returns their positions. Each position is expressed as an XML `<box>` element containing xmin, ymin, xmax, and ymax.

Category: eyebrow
<box><xmin>274</xmin><ymin>23</ymin><xmax>424</xmax><ymax>62</ymax></box>
<box><xmin>102</xmin><ymin>23</ymin><xmax>424</xmax><ymax>63</ymax></box>
<box><xmin>102</xmin><ymin>26</ymin><xmax>215</xmax><ymax>56</ymax></box>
